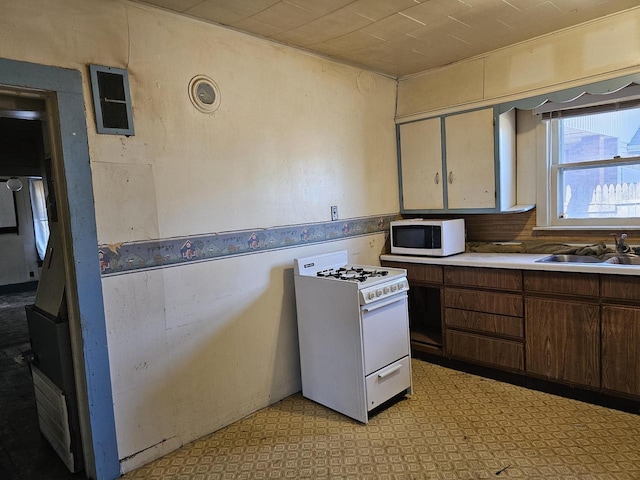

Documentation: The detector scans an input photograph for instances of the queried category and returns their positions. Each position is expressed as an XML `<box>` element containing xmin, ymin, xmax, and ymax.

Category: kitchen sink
<box><xmin>536</xmin><ymin>254</ymin><xmax>604</xmax><ymax>263</ymax></box>
<box><xmin>536</xmin><ymin>254</ymin><xmax>640</xmax><ymax>265</ymax></box>
<box><xmin>604</xmin><ymin>255</ymin><xmax>640</xmax><ymax>265</ymax></box>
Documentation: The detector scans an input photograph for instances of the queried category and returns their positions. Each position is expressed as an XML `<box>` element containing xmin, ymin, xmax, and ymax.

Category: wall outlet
<box><xmin>331</xmin><ymin>206</ymin><xmax>338</xmax><ymax>221</ymax></box>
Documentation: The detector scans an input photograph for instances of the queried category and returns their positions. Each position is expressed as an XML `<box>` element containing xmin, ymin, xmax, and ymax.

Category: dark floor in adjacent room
<box><xmin>0</xmin><ymin>289</ymin><xmax>84</xmax><ymax>480</ymax></box>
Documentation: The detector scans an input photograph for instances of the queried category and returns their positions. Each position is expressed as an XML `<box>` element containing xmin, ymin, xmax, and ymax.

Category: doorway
<box><xmin>0</xmin><ymin>58</ymin><xmax>119</xmax><ymax>480</ymax></box>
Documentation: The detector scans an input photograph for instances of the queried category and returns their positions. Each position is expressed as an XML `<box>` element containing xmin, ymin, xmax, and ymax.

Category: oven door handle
<box><xmin>361</xmin><ymin>293</ymin><xmax>407</xmax><ymax>313</ymax></box>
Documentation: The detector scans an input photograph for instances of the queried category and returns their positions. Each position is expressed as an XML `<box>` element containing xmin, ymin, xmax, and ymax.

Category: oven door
<box><xmin>360</xmin><ymin>293</ymin><xmax>410</xmax><ymax>376</ymax></box>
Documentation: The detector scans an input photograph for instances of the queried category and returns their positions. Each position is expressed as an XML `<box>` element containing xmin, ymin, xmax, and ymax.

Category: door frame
<box><xmin>0</xmin><ymin>58</ymin><xmax>119</xmax><ymax>479</ymax></box>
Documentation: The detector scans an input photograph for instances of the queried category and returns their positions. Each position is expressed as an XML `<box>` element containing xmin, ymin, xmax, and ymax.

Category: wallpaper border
<box><xmin>98</xmin><ymin>214</ymin><xmax>398</xmax><ymax>276</ymax></box>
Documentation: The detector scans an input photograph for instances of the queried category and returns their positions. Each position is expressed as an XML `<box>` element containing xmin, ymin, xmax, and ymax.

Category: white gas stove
<box><xmin>293</xmin><ymin>250</ymin><xmax>412</xmax><ymax>423</ymax></box>
<box><xmin>294</xmin><ymin>250</ymin><xmax>408</xmax><ymax>306</ymax></box>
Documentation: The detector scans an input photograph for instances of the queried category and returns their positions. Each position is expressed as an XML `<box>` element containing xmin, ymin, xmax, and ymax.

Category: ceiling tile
<box><xmin>494</xmin><ymin>7</ymin><xmax>553</xmax><ymax>38</ymax></box>
<box><xmin>346</xmin><ymin>0</ymin><xmax>424</xmax><ymax>22</ymax></box>
<box><xmin>248</xmin><ymin>1</ymin><xmax>324</xmax><ymax>30</ymax></box>
<box><xmin>503</xmin><ymin>0</ymin><xmax>549</xmax><ymax>10</ymax></box>
<box><xmin>400</xmin><ymin>0</ymin><xmax>472</xmax><ymax>25</ymax></box>
<box><xmin>360</xmin><ymin>13</ymin><xmax>430</xmax><ymax>41</ymax></box>
<box><xmin>448</xmin><ymin>0</ymin><xmax>518</xmax><ymax>26</ymax></box>
<box><xmin>136</xmin><ymin>0</ymin><xmax>203</xmax><ymax>12</ymax></box>
<box><xmin>128</xmin><ymin>0</ymin><xmax>640</xmax><ymax>77</ymax></box>
<box><xmin>231</xmin><ymin>17</ymin><xmax>285</xmax><ymax>37</ymax></box>
<box><xmin>271</xmin><ymin>24</ymin><xmax>328</xmax><ymax>45</ymax></box>
<box><xmin>185</xmin><ymin>0</ymin><xmax>279</xmax><ymax>25</ymax></box>
<box><xmin>406</xmin><ymin>17</ymin><xmax>473</xmax><ymax>46</ymax></box>
<box><xmin>274</xmin><ymin>7</ymin><xmax>373</xmax><ymax>46</ymax></box>
<box><xmin>285</xmin><ymin>0</ymin><xmax>356</xmax><ymax>17</ymax></box>
<box><xmin>312</xmin><ymin>30</ymin><xmax>385</xmax><ymax>54</ymax></box>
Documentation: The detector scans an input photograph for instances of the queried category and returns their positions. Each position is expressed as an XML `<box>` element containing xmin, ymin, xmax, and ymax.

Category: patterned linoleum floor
<box><xmin>123</xmin><ymin>359</ymin><xmax>640</xmax><ymax>480</ymax></box>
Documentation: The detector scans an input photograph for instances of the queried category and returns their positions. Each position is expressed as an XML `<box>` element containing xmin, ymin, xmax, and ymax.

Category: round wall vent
<box><xmin>188</xmin><ymin>75</ymin><xmax>221</xmax><ymax>113</ymax></box>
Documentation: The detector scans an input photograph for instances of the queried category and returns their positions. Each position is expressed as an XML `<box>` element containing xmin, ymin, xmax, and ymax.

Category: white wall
<box><xmin>0</xmin><ymin>0</ymin><xmax>399</xmax><ymax>473</ymax></box>
<box><xmin>0</xmin><ymin>178</ymin><xmax>40</xmax><ymax>286</ymax></box>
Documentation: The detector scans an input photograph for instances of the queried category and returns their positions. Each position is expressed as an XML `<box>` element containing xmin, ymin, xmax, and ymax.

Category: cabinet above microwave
<box><xmin>397</xmin><ymin>106</ymin><xmax>532</xmax><ymax>214</ymax></box>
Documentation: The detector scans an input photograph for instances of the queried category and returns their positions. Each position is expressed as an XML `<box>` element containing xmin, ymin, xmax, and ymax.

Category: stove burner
<box><xmin>316</xmin><ymin>267</ymin><xmax>390</xmax><ymax>282</ymax></box>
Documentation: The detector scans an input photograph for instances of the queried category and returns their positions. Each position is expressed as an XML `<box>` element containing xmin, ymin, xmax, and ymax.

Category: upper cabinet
<box><xmin>398</xmin><ymin>117</ymin><xmax>443</xmax><ymax>210</ymax></box>
<box><xmin>398</xmin><ymin>106</ymin><xmax>525</xmax><ymax>214</ymax></box>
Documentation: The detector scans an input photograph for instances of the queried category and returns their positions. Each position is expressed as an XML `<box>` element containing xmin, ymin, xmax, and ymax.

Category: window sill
<box><xmin>533</xmin><ymin>225</ymin><xmax>640</xmax><ymax>232</ymax></box>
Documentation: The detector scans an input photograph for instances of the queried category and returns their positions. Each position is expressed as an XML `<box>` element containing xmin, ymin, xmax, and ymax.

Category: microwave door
<box><xmin>394</xmin><ymin>225</ymin><xmax>442</xmax><ymax>249</ymax></box>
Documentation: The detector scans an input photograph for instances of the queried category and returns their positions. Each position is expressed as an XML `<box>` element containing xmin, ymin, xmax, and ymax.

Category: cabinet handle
<box><xmin>434</xmin><ymin>172</ymin><xmax>439</xmax><ymax>185</ymax></box>
<box><xmin>448</xmin><ymin>171</ymin><xmax>454</xmax><ymax>184</ymax></box>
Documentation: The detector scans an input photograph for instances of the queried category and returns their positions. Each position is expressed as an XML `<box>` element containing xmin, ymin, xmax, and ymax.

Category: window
<box><xmin>539</xmin><ymin>90</ymin><xmax>640</xmax><ymax>227</ymax></box>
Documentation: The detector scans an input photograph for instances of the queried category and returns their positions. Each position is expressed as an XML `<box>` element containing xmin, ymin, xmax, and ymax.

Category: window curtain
<box><xmin>29</xmin><ymin>178</ymin><xmax>49</xmax><ymax>261</ymax></box>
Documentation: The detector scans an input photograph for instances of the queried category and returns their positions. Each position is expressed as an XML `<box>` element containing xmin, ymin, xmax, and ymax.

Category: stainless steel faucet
<box><xmin>612</xmin><ymin>233</ymin><xmax>628</xmax><ymax>254</ymax></box>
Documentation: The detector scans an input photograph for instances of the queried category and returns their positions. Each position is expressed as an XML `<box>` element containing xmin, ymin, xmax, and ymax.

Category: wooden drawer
<box><xmin>382</xmin><ymin>262</ymin><xmax>443</xmax><ymax>284</ymax></box>
<box><xmin>444</xmin><ymin>287</ymin><xmax>523</xmax><ymax>317</ymax></box>
<box><xmin>444</xmin><ymin>266</ymin><xmax>522</xmax><ymax>291</ymax></box>
<box><xmin>524</xmin><ymin>271</ymin><xmax>599</xmax><ymax>298</ymax></box>
<box><xmin>445</xmin><ymin>308</ymin><xmax>523</xmax><ymax>339</ymax></box>
<box><xmin>445</xmin><ymin>330</ymin><xmax>524</xmax><ymax>371</ymax></box>
<box><xmin>601</xmin><ymin>275</ymin><xmax>640</xmax><ymax>302</ymax></box>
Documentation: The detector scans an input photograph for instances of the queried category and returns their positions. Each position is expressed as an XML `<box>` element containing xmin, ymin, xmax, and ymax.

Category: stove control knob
<box><xmin>367</xmin><ymin>292</ymin><xmax>375</xmax><ymax>300</ymax></box>
<box><xmin>398</xmin><ymin>282</ymin><xmax>406</xmax><ymax>290</ymax></box>
<box><xmin>390</xmin><ymin>284</ymin><xmax>397</xmax><ymax>292</ymax></box>
<box><xmin>376</xmin><ymin>289</ymin><xmax>382</xmax><ymax>297</ymax></box>
<box><xmin>383</xmin><ymin>286</ymin><xmax>390</xmax><ymax>294</ymax></box>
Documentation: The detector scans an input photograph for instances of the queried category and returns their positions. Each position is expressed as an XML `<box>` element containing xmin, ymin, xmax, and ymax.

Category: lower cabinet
<box><xmin>443</xmin><ymin>267</ymin><xmax>524</xmax><ymax>372</ymax></box>
<box><xmin>602</xmin><ymin>305</ymin><xmax>640</xmax><ymax>397</ymax></box>
<box><xmin>525</xmin><ymin>297</ymin><xmax>600</xmax><ymax>388</ymax></box>
<box><xmin>383</xmin><ymin>261</ymin><xmax>640</xmax><ymax>401</ymax></box>
<box><xmin>381</xmin><ymin>261</ymin><xmax>443</xmax><ymax>355</ymax></box>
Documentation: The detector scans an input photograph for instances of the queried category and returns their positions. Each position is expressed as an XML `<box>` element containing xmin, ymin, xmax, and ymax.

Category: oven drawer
<box><xmin>365</xmin><ymin>356</ymin><xmax>411</xmax><ymax>411</ymax></box>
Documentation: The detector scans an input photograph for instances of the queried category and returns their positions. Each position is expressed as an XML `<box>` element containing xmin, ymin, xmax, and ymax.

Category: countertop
<box><xmin>380</xmin><ymin>252</ymin><xmax>640</xmax><ymax>276</ymax></box>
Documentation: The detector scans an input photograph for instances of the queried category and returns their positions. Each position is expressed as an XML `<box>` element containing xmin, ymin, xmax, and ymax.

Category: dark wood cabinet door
<box><xmin>524</xmin><ymin>271</ymin><xmax>599</xmax><ymax>297</ymax></box>
<box><xmin>525</xmin><ymin>298</ymin><xmax>600</xmax><ymax>388</ymax></box>
<box><xmin>444</xmin><ymin>266</ymin><xmax>522</xmax><ymax>291</ymax></box>
<box><xmin>602</xmin><ymin>305</ymin><xmax>640</xmax><ymax>397</ymax></box>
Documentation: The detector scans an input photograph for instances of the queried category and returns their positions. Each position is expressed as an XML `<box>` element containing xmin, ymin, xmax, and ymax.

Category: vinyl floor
<box><xmin>123</xmin><ymin>358</ymin><xmax>640</xmax><ymax>480</ymax></box>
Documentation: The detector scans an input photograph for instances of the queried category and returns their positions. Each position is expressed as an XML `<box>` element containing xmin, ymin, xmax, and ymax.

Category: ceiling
<box><xmin>131</xmin><ymin>0</ymin><xmax>638</xmax><ymax>77</ymax></box>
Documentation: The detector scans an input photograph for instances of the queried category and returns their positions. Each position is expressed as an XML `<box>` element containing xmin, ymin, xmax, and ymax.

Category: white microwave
<box><xmin>390</xmin><ymin>219</ymin><xmax>465</xmax><ymax>256</ymax></box>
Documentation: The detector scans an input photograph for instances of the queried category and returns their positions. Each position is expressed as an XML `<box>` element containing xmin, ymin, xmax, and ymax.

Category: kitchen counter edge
<box><xmin>380</xmin><ymin>252</ymin><xmax>640</xmax><ymax>276</ymax></box>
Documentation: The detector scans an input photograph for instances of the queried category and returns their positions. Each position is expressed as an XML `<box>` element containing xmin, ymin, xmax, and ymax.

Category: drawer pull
<box><xmin>378</xmin><ymin>364</ymin><xmax>402</xmax><ymax>379</ymax></box>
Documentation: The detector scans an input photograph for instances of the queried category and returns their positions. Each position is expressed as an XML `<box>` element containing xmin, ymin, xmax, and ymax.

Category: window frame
<box><xmin>536</xmin><ymin>94</ymin><xmax>640</xmax><ymax>230</ymax></box>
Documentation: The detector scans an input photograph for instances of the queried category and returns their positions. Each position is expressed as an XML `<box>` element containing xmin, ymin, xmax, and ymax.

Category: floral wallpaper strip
<box><xmin>98</xmin><ymin>214</ymin><xmax>397</xmax><ymax>276</ymax></box>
